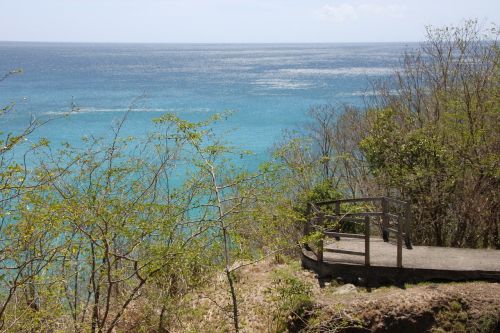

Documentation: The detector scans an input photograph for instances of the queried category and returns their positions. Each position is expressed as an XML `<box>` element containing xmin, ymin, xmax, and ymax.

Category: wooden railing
<box><xmin>304</xmin><ymin>197</ymin><xmax>412</xmax><ymax>268</ymax></box>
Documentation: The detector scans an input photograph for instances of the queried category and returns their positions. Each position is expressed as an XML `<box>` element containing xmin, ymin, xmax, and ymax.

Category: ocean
<box><xmin>0</xmin><ymin>42</ymin><xmax>413</xmax><ymax>167</ymax></box>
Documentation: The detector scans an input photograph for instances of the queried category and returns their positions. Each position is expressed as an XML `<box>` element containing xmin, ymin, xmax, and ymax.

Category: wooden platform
<box><xmin>302</xmin><ymin>238</ymin><xmax>500</xmax><ymax>285</ymax></box>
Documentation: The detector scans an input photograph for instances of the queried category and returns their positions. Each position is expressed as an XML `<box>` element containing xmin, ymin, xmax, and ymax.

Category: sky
<box><xmin>1</xmin><ymin>0</ymin><xmax>499</xmax><ymax>43</ymax></box>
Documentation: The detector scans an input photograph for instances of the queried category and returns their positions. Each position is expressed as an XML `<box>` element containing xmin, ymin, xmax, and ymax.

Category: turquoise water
<box><xmin>0</xmin><ymin>42</ymin><xmax>412</xmax><ymax>166</ymax></box>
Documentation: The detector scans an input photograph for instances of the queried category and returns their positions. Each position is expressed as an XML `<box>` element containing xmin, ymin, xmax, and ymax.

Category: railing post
<box><xmin>304</xmin><ymin>203</ymin><xmax>312</xmax><ymax>251</ymax></box>
<box><xmin>334</xmin><ymin>202</ymin><xmax>342</xmax><ymax>241</ymax></box>
<box><xmin>404</xmin><ymin>202</ymin><xmax>413</xmax><ymax>249</ymax></box>
<box><xmin>364</xmin><ymin>216</ymin><xmax>370</xmax><ymax>267</ymax></box>
<box><xmin>382</xmin><ymin>197</ymin><xmax>389</xmax><ymax>242</ymax></box>
<box><xmin>397</xmin><ymin>216</ymin><xmax>403</xmax><ymax>268</ymax></box>
<box><xmin>317</xmin><ymin>212</ymin><xmax>324</xmax><ymax>263</ymax></box>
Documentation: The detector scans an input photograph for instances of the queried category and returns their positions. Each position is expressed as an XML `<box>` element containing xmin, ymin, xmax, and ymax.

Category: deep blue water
<box><xmin>0</xmin><ymin>42</ymin><xmax>413</xmax><ymax>167</ymax></box>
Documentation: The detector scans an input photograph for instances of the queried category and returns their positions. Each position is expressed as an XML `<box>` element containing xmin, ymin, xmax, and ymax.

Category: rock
<box><xmin>334</xmin><ymin>283</ymin><xmax>358</xmax><ymax>294</ymax></box>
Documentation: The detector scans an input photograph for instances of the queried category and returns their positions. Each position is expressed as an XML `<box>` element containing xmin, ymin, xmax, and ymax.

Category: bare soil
<box><xmin>306</xmin><ymin>281</ymin><xmax>500</xmax><ymax>333</ymax></box>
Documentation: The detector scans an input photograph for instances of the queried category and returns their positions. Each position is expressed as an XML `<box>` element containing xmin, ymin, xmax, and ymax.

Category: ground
<box><xmin>163</xmin><ymin>258</ymin><xmax>500</xmax><ymax>332</ymax></box>
<box><xmin>308</xmin><ymin>281</ymin><xmax>500</xmax><ymax>333</ymax></box>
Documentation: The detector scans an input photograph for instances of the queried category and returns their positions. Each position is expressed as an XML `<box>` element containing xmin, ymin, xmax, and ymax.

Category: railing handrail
<box><xmin>314</xmin><ymin>196</ymin><xmax>407</xmax><ymax>207</ymax></box>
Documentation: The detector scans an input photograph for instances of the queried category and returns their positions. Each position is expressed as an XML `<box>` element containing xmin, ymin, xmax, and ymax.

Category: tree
<box><xmin>0</xmin><ymin>69</ymin><xmax>66</xmax><ymax>330</ymax></box>
<box><xmin>156</xmin><ymin>112</ymin><xmax>270</xmax><ymax>332</ymax></box>
<box><xmin>361</xmin><ymin>20</ymin><xmax>500</xmax><ymax>247</ymax></box>
<box><xmin>272</xmin><ymin>103</ymin><xmax>373</xmax><ymax>213</ymax></box>
<box><xmin>1</xmin><ymin>106</ymin><xmax>216</xmax><ymax>331</ymax></box>
<box><xmin>34</xmin><ymin>112</ymin><xmax>215</xmax><ymax>332</ymax></box>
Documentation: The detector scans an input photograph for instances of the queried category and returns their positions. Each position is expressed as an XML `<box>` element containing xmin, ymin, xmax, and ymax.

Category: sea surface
<box><xmin>0</xmin><ymin>42</ymin><xmax>413</xmax><ymax>168</ymax></box>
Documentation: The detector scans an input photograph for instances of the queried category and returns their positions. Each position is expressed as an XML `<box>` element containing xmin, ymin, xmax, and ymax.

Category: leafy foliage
<box><xmin>361</xmin><ymin>21</ymin><xmax>500</xmax><ymax>247</ymax></box>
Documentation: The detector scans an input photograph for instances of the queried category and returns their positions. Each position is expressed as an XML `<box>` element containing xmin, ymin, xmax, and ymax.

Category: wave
<box><xmin>44</xmin><ymin>107</ymin><xmax>211</xmax><ymax>116</ymax></box>
<box><xmin>337</xmin><ymin>89</ymin><xmax>400</xmax><ymax>97</ymax></box>
<box><xmin>252</xmin><ymin>78</ymin><xmax>312</xmax><ymax>90</ymax></box>
<box><xmin>279</xmin><ymin>67</ymin><xmax>396</xmax><ymax>76</ymax></box>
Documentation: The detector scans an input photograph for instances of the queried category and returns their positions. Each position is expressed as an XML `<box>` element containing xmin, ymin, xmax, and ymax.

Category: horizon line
<box><xmin>0</xmin><ymin>40</ymin><xmax>423</xmax><ymax>45</ymax></box>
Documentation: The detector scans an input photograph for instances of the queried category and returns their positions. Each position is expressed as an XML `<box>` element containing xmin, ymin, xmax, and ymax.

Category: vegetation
<box><xmin>265</xmin><ymin>264</ymin><xmax>313</xmax><ymax>332</ymax></box>
<box><xmin>0</xmin><ymin>103</ymin><xmax>301</xmax><ymax>331</ymax></box>
<box><xmin>0</xmin><ymin>20</ymin><xmax>498</xmax><ymax>331</ymax></box>
<box><xmin>361</xmin><ymin>21</ymin><xmax>499</xmax><ymax>247</ymax></box>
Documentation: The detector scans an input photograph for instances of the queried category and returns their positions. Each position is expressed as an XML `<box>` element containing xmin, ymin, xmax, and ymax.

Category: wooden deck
<box><xmin>302</xmin><ymin>238</ymin><xmax>500</xmax><ymax>284</ymax></box>
<box><xmin>303</xmin><ymin>197</ymin><xmax>500</xmax><ymax>285</ymax></box>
